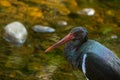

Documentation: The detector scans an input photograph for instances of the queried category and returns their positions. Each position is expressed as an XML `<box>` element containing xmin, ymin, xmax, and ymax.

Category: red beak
<box><xmin>45</xmin><ymin>33</ymin><xmax>74</xmax><ymax>52</ymax></box>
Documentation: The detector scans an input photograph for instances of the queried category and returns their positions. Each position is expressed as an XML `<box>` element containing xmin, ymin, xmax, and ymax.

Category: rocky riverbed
<box><xmin>0</xmin><ymin>0</ymin><xmax>120</xmax><ymax>80</ymax></box>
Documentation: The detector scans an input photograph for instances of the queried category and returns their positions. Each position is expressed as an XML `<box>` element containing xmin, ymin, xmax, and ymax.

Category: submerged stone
<box><xmin>111</xmin><ymin>35</ymin><xmax>118</xmax><ymax>39</ymax></box>
<box><xmin>4</xmin><ymin>21</ymin><xmax>28</xmax><ymax>46</ymax></box>
<box><xmin>77</xmin><ymin>8</ymin><xmax>95</xmax><ymax>16</ymax></box>
<box><xmin>36</xmin><ymin>65</ymin><xmax>57</xmax><ymax>80</ymax></box>
<box><xmin>5</xmin><ymin>54</ymin><xmax>27</xmax><ymax>69</ymax></box>
<box><xmin>57</xmin><ymin>20</ymin><xmax>68</xmax><ymax>27</ymax></box>
<box><xmin>32</xmin><ymin>25</ymin><xmax>55</xmax><ymax>33</ymax></box>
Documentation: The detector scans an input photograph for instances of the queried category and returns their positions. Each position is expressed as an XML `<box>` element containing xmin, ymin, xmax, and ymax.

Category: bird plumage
<box><xmin>65</xmin><ymin>40</ymin><xmax>120</xmax><ymax>80</ymax></box>
<box><xmin>45</xmin><ymin>27</ymin><xmax>120</xmax><ymax>80</ymax></box>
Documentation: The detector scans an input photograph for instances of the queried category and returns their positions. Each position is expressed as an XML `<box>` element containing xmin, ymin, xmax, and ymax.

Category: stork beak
<box><xmin>45</xmin><ymin>33</ymin><xmax>74</xmax><ymax>52</ymax></box>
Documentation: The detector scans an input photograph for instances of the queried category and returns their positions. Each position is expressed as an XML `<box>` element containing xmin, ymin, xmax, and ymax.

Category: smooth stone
<box><xmin>4</xmin><ymin>21</ymin><xmax>27</xmax><ymax>46</ymax></box>
<box><xmin>77</xmin><ymin>8</ymin><xmax>95</xmax><ymax>16</ymax></box>
<box><xmin>32</xmin><ymin>25</ymin><xmax>55</xmax><ymax>33</ymax></box>
<box><xmin>57</xmin><ymin>20</ymin><xmax>68</xmax><ymax>26</ymax></box>
<box><xmin>111</xmin><ymin>35</ymin><xmax>118</xmax><ymax>39</ymax></box>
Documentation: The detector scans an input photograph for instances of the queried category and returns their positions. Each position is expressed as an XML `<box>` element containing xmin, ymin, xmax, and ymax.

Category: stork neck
<box><xmin>64</xmin><ymin>37</ymin><xmax>88</xmax><ymax>67</ymax></box>
<box><xmin>64</xmin><ymin>41</ymin><xmax>82</xmax><ymax>68</ymax></box>
<box><xmin>72</xmin><ymin>37</ymin><xmax>88</xmax><ymax>48</ymax></box>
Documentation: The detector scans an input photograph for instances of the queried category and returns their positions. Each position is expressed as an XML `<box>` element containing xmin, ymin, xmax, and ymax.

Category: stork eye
<box><xmin>74</xmin><ymin>32</ymin><xmax>79</xmax><ymax>36</ymax></box>
<box><xmin>74</xmin><ymin>31</ymin><xmax>83</xmax><ymax>36</ymax></box>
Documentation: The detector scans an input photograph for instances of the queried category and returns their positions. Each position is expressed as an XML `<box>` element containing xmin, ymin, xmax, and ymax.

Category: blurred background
<box><xmin>0</xmin><ymin>0</ymin><xmax>120</xmax><ymax>80</ymax></box>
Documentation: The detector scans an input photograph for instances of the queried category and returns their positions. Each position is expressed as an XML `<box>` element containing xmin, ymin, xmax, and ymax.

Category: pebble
<box><xmin>77</xmin><ymin>8</ymin><xmax>95</xmax><ymax>16</ymax></box>
<box><xmin>111</xmin><ymin>35</ymin><xmax>118</xmax><ymax>39</ymax></box>
<box><xmin>57</xmin><ymin>20</ymin><xmax>68</xmax><ymax>26</ymax></box>
<box><xmin>32</xmin><ymin>25</ymin><xmax>55</xmax><ymax>33</ymax></box>
<box><xmin>4</xmin><ymin>21</ymin><xmax>28</xmax><ymax>46</ymax></box>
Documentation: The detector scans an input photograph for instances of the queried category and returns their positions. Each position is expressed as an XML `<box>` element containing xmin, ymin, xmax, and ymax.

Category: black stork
<box><xmin>45</xmin><ymin>27</ymin><xmax>120</xmax><ymax>80</ymax></box>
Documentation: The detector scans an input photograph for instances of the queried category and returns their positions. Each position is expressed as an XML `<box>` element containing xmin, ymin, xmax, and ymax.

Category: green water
<box><xmin>0</xmin><ymin>0</ymin><xmax>120</xmax><ymax>80</ymax></box>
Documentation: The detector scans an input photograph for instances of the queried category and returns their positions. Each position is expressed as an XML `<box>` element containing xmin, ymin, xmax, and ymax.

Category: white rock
<box><xmin>4</xmin><ymin>21</ymin><xmax>27</xmax><ymax>46</ymax></box>
<box><xmin>57</xmin><ymin>20</ymin><xmax>68</xmax><ymax>26</ymax></box>
<box><xmin>111</xmin><ymin>35</ymin><xmax>118</xmax><ymax>39</ymax></box>
<box><xmin>32</xmin><ymin>25</ymin><xmax>55</xmax><ymax>33</ymax></box>
<box><xmin>77</xmin><ymin>8</ymin><xmax>95</xmax><ymax>16</ymax></box>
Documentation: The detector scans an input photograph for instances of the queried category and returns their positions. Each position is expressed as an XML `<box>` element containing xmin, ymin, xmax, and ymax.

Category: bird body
<box><xmin>45</xmin><ymin>27</ymin><xmax>120</xmax><ymax>80</ymax></box>
<box><xmin>65</xmin><ymin>40</ymin><xmax>120</xmax><ymax>80</ymax></box>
